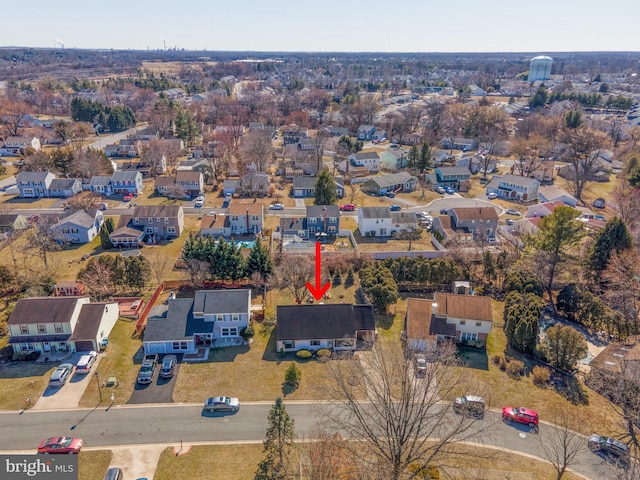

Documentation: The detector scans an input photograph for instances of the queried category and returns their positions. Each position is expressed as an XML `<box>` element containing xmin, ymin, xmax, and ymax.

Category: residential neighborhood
<box><xmin>0</xmin><ymin>43</ymin><xmax>639</xmax><ymax>480</ymax></box>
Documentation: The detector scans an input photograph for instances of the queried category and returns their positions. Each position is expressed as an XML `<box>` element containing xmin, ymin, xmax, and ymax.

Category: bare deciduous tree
<box><xmin>239</xmin><ymin>130</ymin><xmax>274</xmax><ymax>173</ymax></box>
<box><xmin>274</xmin><ymin>255</ymin><xmax>315</xmax><ymax>304</ymax></box>
<box><xmin>321</xmin><ymin>341</ymin><xmax>493</xmax><ymax>480</ymax></box>
<box><xmin>148</xmin><ymin>250</ymin><xmax>172</xmax><ymax>286</ymax></box>
<box><xmin>563</xmin><ymin>126</ymin><xmax>610</xmax><ymax>200</ymax></box>
<box><xmin>537</xmin><ymin>411</ymin><xmax>585</xmax><ymax>480</ymax></box>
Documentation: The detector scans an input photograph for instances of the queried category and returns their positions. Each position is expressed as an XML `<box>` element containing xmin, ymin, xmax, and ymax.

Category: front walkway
<box><xmin>294</xmin><ymin>198</ymin><xmax>306</xmax><ymax>207</ymax></box>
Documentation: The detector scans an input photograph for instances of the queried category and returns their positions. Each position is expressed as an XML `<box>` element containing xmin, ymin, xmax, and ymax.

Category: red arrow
<box><xmin>306</xmin><ymin>241</ymin><xmax>330</xmax><ymax>301</ymax></box>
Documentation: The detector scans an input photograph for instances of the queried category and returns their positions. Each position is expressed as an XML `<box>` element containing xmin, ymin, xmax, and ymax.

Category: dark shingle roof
<box><xmin>192</xmin><ymin>289</ymin><xmax>250</xmax><ymax>315</ymax></box>
<box><xmin>293</xmin><ymin>176</ymin><xmax>317</xmax><ymax>189</ymax></box>
<box><xmin>49</xmin><ymin>178</ymin><xmax>78</xmax><ymax>189</ymax></box>
<box><xmin>276</xmin><ymin>304</ymin><xmax>375</xmax><ymax>341</ymax></box>
<box><xmin>359</xmin><ymin>207</ymin><xmax>391</xmax><ymax>219</ymax></box>
<box><xmin>8</xmin><ymin>297</ymin><xmax>84</xmax><ymax>325</ymax></box>
<box><xmin>69</xmin><ymin>303</ymin><xmax>109</xmax><ymax>342</ymax></box>
<box><xmin>307</xmin><ymin>205</ymin><xmax>339</xmax><ymax>217</ymax></box>
<box><xmin>132</xmin><ymin>205</ymin><xmax>182</xmax><ymax>218</ymax></box>
<box><xmin>144</xmin><ymin>298</ymin><xmax>194</xmax><ymax>342</ymax></box>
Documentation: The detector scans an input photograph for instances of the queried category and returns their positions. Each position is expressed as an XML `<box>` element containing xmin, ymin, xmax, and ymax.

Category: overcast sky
<box><xmin>3</xmin><ymin>0</ymin><xmax>639</xmax><ymax>52</ymax></box>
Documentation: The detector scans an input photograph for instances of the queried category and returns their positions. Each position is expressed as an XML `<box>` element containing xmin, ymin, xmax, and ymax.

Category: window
<box><xmin>148</xmin><ymin>218</ymin><xmax>153</xmax><ymax>224</ymax></box>
<box><xmin>476</xmin><ymin>322</ymin><xmax>482</xmax><ymax>327</ymax></box>
<box><xmin>54</xmin><ymin>323</ymin><xmax>63</xmax><ymax>333</ymax></box>
<box><xmin>164</xmin><ymin>218</ymin><xmax>169</xmax><ymax>224</ymax></box>
<box><xmin>460</xmin><ymin>320</ymin><xmax>466</xmax><ymax>325</ymax></box>
<box><xmin>156</xmin><ymin>217</ymin><xmax>161</xmax><ymax>223</ymax></box>
<box><xmin>221</xmin><ymin>327</ymin><xmax>238</xmax><ymax>337</ymax></box>
<box><xmin>283</xmin><ymin>340</ymin><xmax>295</xmax><ymax>349</ymax></box>
<box><xmin>167</xmin><ymin>226</ymin><xmax>176</xmax><ymax>234</ymax></box>
<box><xmin>20</xmin><ymin>325</ymin><xmax>28</xmax><ymax>335</ymax></box>
<box><xmin>37</xmin><ymin>324</ymin><xmax>46</xmax><ymax>334</ymax></box>
<box><xmin>310</xmin><ymin>340</ymin><xmax>320</xmax><ymax>347</ymax></box>
<box><xmin>461</xmin><ymin>332</ymin><xmax>477</xmax><ymax>342</ymax></box>
<box><xmin>232</xmin><ymin>314</ymin><xmax>239</xmax><ymax>322</ymax></box>
<box><xmin>172</xmin><ymin>342</ymin><xmax>188</xmax><ymax>350</ymax></box>
<box><xmin>21</xmin><ymin>343</ymin><xmax>35</xmax><ymax>351</ymax></box>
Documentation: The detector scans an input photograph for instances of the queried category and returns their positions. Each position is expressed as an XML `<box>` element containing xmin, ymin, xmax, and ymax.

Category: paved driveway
<box><xmin>32</xmin><ymin>354</ymin><xmax>103</xmax><ymax>410</ymax></box>
<box><xmin>127</xmin><ymin>365</ymin><xmax>179</xmax><ymax>405</ymax></box>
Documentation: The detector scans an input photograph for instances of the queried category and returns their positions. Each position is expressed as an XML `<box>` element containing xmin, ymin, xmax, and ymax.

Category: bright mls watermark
<box><xmin>1</xmin><ymin>455</ymin><xmax>77</xmax><ymax>479</ymax></box>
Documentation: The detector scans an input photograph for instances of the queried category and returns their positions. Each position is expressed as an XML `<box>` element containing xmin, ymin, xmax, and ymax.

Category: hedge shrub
<box><xmin>296</xmin><ymin>349</ymin><xmax>312</xmax><ymax>359</ymax></box>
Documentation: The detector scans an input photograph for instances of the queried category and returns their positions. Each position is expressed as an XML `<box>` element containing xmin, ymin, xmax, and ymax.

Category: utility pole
<box><xmin>95</xmin><ymin>371</ymin><xmax>102</xmax><ymax>403</ymax></box>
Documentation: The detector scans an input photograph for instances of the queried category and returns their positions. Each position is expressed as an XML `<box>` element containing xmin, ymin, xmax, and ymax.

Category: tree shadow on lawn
<box><xmin>0</xmin><ymin>363</ymin><xmax>53</xmax><ymax>379</ymax></box>
<box><xmin>375</xmin><ymin>313</ymin><xmax>395</xmax><ymax>331</ymax></box>
<box><xmin>457</xmin><ymin>346</ymin><xmax>489</xmax><ymax>371</ymax></box>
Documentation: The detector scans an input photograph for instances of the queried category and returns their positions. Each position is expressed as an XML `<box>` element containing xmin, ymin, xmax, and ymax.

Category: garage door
<box><xmin>74</xmin><ymin>341</ymin><xmax>95</xmax><ymax>352</ymax></box>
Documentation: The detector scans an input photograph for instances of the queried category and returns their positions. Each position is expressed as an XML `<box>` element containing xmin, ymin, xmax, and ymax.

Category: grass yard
<box><xmin>353</xmin><ymin>228</ymin><xmax>436</xmax><ymax>252</ymax></box>
<box><xmin>152</xmin><ymin>440</ymin><xmax>582</xmax><ymax>480</ymax></box>
<box><xmin>0</xmin><ymin>195</ymin><xmax>60</xmax><ymax>209</ymax></box>
<box><xmin>78</xmin><ymin>450</ymin><xmax>113</xmax><ymax>480</ymax></box>
<box><xmin>0</xmin><ymin>362</ymin><xmax>56</xmax><ymax>410</ymax></box>
<box><xmin>450</xmin><ymin>300</ymin><xmax>623</xmax><ymax>437</ymax></box>
<box><xmin>78</xmin><ymin>317</ymin><xmax>142</xmax><ymax>408</ymax></box>
<box><xmin>154</xmin><ymin>444</ymin><xmax>263</xmax><ymax>480</ymax></box>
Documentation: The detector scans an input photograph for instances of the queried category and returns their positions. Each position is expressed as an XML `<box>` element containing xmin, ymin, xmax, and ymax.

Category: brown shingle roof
<box><xmin>452</xmin><ymin>207</ymin><xmax>499</xmax><ymax>221</ymax></box>
<box><xmin>68</xmin><ymin>303</ymin><xmax>109</xmax><ymax>342</ymax></box>
<box><xmin>405</xmin><ymin>298</ymin><xmax>457</xmax><ymax>339</ymax></box>
<box><xmin>132</xmin><ymin>205</ymin><xmax>182</xmax><ymax>218</ymax></box>
<box><xmin>229</xmin><ymin>203</ymin><xmax>264</xmax><ymax>216</ymax></box>
<box><xmin>435</xmin><ymin>293</ymin><xmax>493</xmax><ymax>322</ymax></box>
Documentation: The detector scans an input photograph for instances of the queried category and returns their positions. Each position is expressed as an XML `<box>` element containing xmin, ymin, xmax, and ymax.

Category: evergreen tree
<box><xmin>174</xmin><ymin>106</ymin><xmax>199</xmax><ymax>146</ymax></box>
<box><xmin>503</xmin><ymin>291</ymin><xmax>542</xmax><ymax>354</ymax></box>
<box><xmin>284</xmin><ymin>363</ymin><xmax>301</xmax><ymax>387</ymax></box>
<box><xmin>418</xmin><ymin>142</ymin><xmax>432</xmax><ymax>173</ymax></box>
<box><xmin>345</xmin><ymin>265</ymin><xmax>355</xmax><ymax>287</ymax></box>
<box><xmin>359</xmin><ymin>262</ymin><xmax>399</xmax><ymax>312</ymax></box>
<box><xmin>407</xmin><ymin>145</ymin><xmax>419</xmax><ymax>169</ymax></box>
<box><xmin>586</xmin><ymin>217</ymin><xmax>632</xmax><ymax>281</ymax></box>
<box><xmin>529</xmin><ymin>85</ymin><xmax>549</xmax><ymax>108</ymax></box>
<box><xmin>314</xmin><ymin>169</ymin><xmax>337</xmax><ymax>206</ymax></box>
<box><xmin>254</xmin><ymin>397</ymin><xmax>296</xmax><ymax>480</ymax></box>
<box><xmin>245</xmin><ymin>237</ymin><xmax>274</xmax><ymax>281</ymax></box>
<box><xmin>99</xmin><ymin>218</ymin><xmax>114</xmax><ymax>249</ymax></box>
<box><xmin>125</xmin><ymin>256</ymin><xmax>151</xmax><ymax>291</ymax></box>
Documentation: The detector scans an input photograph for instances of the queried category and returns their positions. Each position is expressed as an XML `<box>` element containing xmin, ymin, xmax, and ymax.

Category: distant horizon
<box><xmin>2</xmin><ymin>0</ymin><xmax>639</xmax><ymax>53</ymax></box>
<box><xmin>2</xmin><ymin>45</ymin><xmax>639</xmax><ymax>56</ymax></box>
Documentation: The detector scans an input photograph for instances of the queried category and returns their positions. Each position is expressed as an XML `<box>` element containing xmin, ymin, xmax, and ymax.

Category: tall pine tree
<box><xmin>314</xmin><ymin>169</ymin><xmax>337</xmax><ymax>206</ymax></box>
<box><xmin>254</xmin><ymin>397</ymin><xmax>296</xmax><ymax>480</ymax></box>
<box><xmin>245</xmin><ymin>237</ymin><xmax>274</xmax><ymax>281</ymax></box>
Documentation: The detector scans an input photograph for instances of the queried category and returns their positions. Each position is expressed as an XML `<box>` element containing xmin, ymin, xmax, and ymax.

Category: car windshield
<box><xmin>47</xmin><ymin>437</ymin><xmax>71</xmax><ymax>447</ymax></box>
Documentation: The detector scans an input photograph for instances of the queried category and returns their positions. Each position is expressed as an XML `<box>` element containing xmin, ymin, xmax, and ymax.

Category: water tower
<box><xmin>528</xmin><ymin>56</ymin><xmax>553</xmax><ymax>82</ymax></box>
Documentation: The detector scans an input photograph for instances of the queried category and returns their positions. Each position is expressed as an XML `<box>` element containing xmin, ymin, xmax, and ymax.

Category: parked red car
<box><xmin>38</xmin><ymin>436</ymin><xmax>83</xmax><ymax>454</ymax></box>
<box><xmin>339</xmin><ymin>204</ymin><xmax>355</xmax><ymax>211</ymax></box>
<box><xmin>502</xmin><ymin>407</ymin><xmax>539</xmax><ymax>431</ymax></box>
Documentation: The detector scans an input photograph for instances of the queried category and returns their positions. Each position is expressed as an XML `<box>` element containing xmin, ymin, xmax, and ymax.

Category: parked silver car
<box><xmin>49</xmin><ymin>363</ymin><xmax>74</xmax><ymax>387</ymax></box>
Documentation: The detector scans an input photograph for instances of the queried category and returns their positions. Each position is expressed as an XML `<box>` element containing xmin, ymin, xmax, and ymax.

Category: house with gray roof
<box><xmin>485</xmin><ymin>174</ymin><xmax>539</xmax><ymax>202</ymax></box>
<box><xmin>48</xmin><ymin>178</ymin><xmax>82</xmax><ymax>198</ymax></box>
<box><xmin>276</xmin><ymin>304</ymin><xmax>375</xmax><ymax>352</ymax></box>
<box><xmin>89</xmin><ymin>176</ymin><xmax>113</xmax><ymax>195</ymax></box>
<box><xmin>292</xmin><ymin>175</ymin><xmax>344</xmax><ymax>198</ymax></box>
<box><xmin>16</xmin><ymin>171</ymin><xmax>56</xmax><ymax>198</ymax></box>
<box><xmin>53</xmin><ymin>209</ymin><xmax>104</xmax><ymax>244</ymax></box>
<box><xmin>0</xmin><ymin>213</ymin><xmax>28</xmax><ymax>236</ymax></box>
<box><xmin>357</xmin><ymin>125</ymin><xmax>376</xmax><ymax>141</ymax></box>
<box><xmin>111</xmin><ymin>170</ymin><xmax>144</xmax><ymax>196</ymax></box>
<box><xmin>434</xmin><ymin>167</ymin><xmax>472</xmax><ymax>190</ymax></box>
<box><xmin>143</xmin><ymin>289</ymin><xmax>252</xmax><ymax>354</ymax></box>
<box><xmin>362</xmin><ymin>171</ymin><xmax>417</xmax><ymax>196</ymax></box>
<box><xmin>0</xmin><ymin>136</ymin><xmax>41</xmax><ymax>156</ymax></box>
<box><xmin>322</xmin><ymin>126</ymin><xmax>349</xmax><ymax>137</ymax></box>
<box><xmin>109</xmin><ymin>205</ymin><xmax>184</xmax><ymax>246</ymax></box>
<box><xmin>348</xmin><ymin>151</ymin><xmax>380</xmax><ymax>173</ymax></box>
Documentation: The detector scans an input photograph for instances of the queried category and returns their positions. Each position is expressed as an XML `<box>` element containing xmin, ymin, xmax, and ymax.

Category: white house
<box><xmin>348</xmin><ymin>151</ymin><xmax>380</xmax><ymax>173</ymax></box>
<box><xmin>0</xmin><ymin>136</ymin><xmax>41</xmax><ymax>156</ymax></box>
<box><xmin>485</xmin><ymin>174</ymin><xmax>539</xmax><ymax>202</ymax></box>
<box><xmin>538</xmin><ymin>185</ymin><xmax>577</xmax><ymax>207</ymax></box>
<box><xmin>358</xmin><ymin>207</ymin><xmax>394</xmax><ymax>237</ymax></box>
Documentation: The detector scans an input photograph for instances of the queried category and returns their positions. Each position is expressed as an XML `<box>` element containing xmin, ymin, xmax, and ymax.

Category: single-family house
<box><xmin>434</xmin><ymin>167</ymin><xmax>472</xmax><ymax>190</ymax></box>
<box><xmin>514</xmin><ymin>159</ymin><xmax>555</xmax><ymax>183</ymax></box>
<box><xmin>322</xmin><ymin>126</ymin><xmax>349</xmax><ymax>137</ymax></box>
<box><xmin>449</xmin><ymin>207</ymin><xmax>499</xmax><ymax>239</ymax></box>
<box><xmin>228</xmin><ymin>203</ymin><xmax>264</xmax><ymax>235</ymax></box>
<box><xmin>48</xmin><ymin>178</ymin><xmax>82</xmax><ymax>198</ymax></box>
<box><xmin>0</xmin><ymin>136</ymin><xmax>41</xmax><ymax>156</ymax></box>
<box><xmin>276</xmin><ymin>304</ymin><xmax>376</xmax><ymax>352</ymax></box>
<box><xmin>538</xmin><ymin>185</ymin><xmax>578</xmax><ymax>207</ymax></box>
<box><xmin>53</xmin><ymin>209</ymin><xmax>104</xmax><ymax>244</ymax></box>
<box><xmin>111</xmin><ymin>171</ymin><xmax>144</xmax><ymax>196</ymax></box>
<box><xmin>7</xmin><ymin>296</ymin><xmax>118</xmax><ymax>354</ymax></box>
<box><xmin>431</xmin><ymin>215</ymin><xmax>472</xmax><ymax>243</ymax></box>
<box><xmin>240</xmin><ymin>171</ymin><xmax>270</xmax><ymax>197</ymax></box>
<box><xmin>441</xmin><ymin>137</ymin><xmax>476</xmax><ymax>151</ymax></box>
<box><xmin>373</xmin><ymin>128</ymin><xmax>388</xmax><ymax>142</ymax></box>
<box><xmin>89</xmin><ymin>176</ymin><xmax>114</xmax><ymax>196</ymax></box>
<box><xmin>104</xmin><ymin>140</ymin><xmax>140</xmax><ymax>158</ymax></box>
<box><xmin>362</xmin><ymin>171</ymin><xmax>417</xmax><ymax>196</ymax></box>
<box><xmin>527</xmin><ymin>201</ymin><xmax>569</xmax><ymax>218</ymax></box>
<box><xmin>404</xmin><ymin>294</ymin><xmax>493</xmax><ymax>351</ymax></box>
<box><xmin>156</xmin><ymin>172</ymin><xmax>204</xmax><ymax>198</ymax></box>
<box><xmin>456</xmin><ymin>155</ymin><xmax>497</xmax><ymax>175</ymax></box>
<box><xmin>357</xmin><ymin>125</ymin><xmax>376</xmax><ymax>141</ymax></box>
<box><xmin>292</xmin><ymin>175</ymin><xmax>344</xmax><ymax>199</ymax></box>
<box><xmin>431</xmin><ymin>149</ymin><xmax>451</xmax><ymax>166</ymax></box>
<box><xmin>223</xmin><ymin>179</ymin><xmax>241</xmax><ymax>197</ymax></box>
<box><xmin>380</xmin><ymin>149</ymin><xmax>408</xmax><ymax>171</ymax></box>
<box><xmin>0</xmin><ymin>214</ymin><xmax>28</xmax><ymax>235</ymax></box>
<box><xmin>558</xmin><ymin>161</ymin><xmax>610</xmax><ymax>183</ymax></box>
<box><xmin>282</xmin><ymin>128</ymin><xmax>309</xmax><ymax>145</ymax></box>
<box><xmin>280</xmin><ymin>217</ymin><xmax>309</xmax><ymax>240</ymax></box>
<box><xmin>109</xmin><ymin>205</ymin><xmax>184</xmax><ymax>246</ymax></box>
<box><xmin>143</xmin><ymin>289</ymin><xmax>252</xmax><ymax>354</ymax></box>
<box><xmin>357</xmin><ymin>207</ymin><xmax>398</xmax><ymax>237</ymax></box>
<box><xmin>200</xmin><ymin>214</ymin><xmax>230</xmax><ymax>238</ymax></box>
<box><xmin>348</xmin><ymin>151</ymin><xmax>380</xmax><ymax>173</ymax></box>
<box><xmin>16</xmin><ymin>171</ymin><xmax>56</xmax><ymax>198</ymax></box>
<box><xmin>485</xmin><ymin>174</ymin><xmax>539</xmax><ymax>202</ymax></box>
<box><xmin>306</xmin><ymin>205</ymin><xmax>340</xmax><ymax>236</ymax></box>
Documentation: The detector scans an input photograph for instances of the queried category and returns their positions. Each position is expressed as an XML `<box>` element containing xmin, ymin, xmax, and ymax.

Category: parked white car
<box><xmin>76</xmin><ymin>351</ymin><xmax>97</xmax><ymax>374</ymax></box>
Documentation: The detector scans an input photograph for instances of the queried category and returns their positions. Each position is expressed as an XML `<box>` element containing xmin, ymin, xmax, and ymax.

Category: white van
<box><xmin>76</xmin><ymin>351</ymin><xmax>97</xmax><ymax>374</ymax></box>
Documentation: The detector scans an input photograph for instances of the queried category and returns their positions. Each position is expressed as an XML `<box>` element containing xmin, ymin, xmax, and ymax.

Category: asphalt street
<box><xmin>0</xmin><ymin>404</ymin><xmax>623</xmax><ymax>479</ymax></box>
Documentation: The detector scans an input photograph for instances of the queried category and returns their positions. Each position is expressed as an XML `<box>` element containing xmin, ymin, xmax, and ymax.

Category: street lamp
<box><xmin>95</xmin><ymin>371</ymin><xmax>102</xmax><ymax>403</ymax></box>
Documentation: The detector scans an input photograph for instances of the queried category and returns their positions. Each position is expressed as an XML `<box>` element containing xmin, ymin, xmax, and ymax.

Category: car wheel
<box><xmin>68</xmin><ymin>451</ymin><xmax>74</xmax><ymax>454</ymax></box>
<box><xmin>529</xmin><ymin>423</ymin><xmax>538</xmax><ymax>432</ymax></box>
<box><xmin>502</xmin><ymin>416</ymin><xmax>510</xmax><ymax>424</ymax></box>
<box><xmin>43</xmin><ymin>452</ymin><xmax>49</xmax><ymax>455</ymax></box>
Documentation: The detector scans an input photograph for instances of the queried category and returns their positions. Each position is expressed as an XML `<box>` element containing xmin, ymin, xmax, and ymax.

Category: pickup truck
<box><xmin>137</xmin><ymin>354</ymin><xmax>158</xmax><ymax>384</ymax></box>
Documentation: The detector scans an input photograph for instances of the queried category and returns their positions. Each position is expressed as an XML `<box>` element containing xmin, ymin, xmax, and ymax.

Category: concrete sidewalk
<box><xmin>109</xmin><ymin>445</ymin><xmax>164</xmax><ymax>480</ymax></box>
